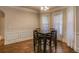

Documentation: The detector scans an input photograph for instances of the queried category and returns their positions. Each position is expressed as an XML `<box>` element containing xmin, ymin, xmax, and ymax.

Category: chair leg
<box><xmin>49</xmin><ymin>39</ymin><xmax>52</xmax><ymax>53</ymax></box>
<box><xmin>33</xmin><ymin>39</ymin><xmax>36</xmax><ymax>52</ymax></box>
<box><xmin>37</xmin><ymin>39</ymin><xmax>40</xmax><ymax>53</ymax></box>
<box><xmin>43</xmin><ymin>38</ymin><xmax>47</xmax><ymax>53</ymax></box>
<box><xmin>55</xmin><ymin>40</ymin><xmax>57</xmax><ymax>53</ymax></box>
<box><xmin>39</xmin><ymin>39</ymin><xmax>42</xmax><ymax>52</ymax></box>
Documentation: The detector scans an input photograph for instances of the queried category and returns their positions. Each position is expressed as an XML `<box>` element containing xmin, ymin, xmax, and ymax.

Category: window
<box><xmin>53</xmin><ymin>13</ymin><xmax>63</xmax><ymax>40</ymax></box>
<box><xmin>41</xmin><ymin>15</ymin><xmax>49</xmax><ymax>33</ymax></box>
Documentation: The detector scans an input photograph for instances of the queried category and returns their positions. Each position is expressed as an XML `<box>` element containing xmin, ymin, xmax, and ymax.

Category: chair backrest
<box><xmin>36</xmin><ymin>28</ymin><xmax>40</xmax><ymax>32</ymax></box>
<box><xmin>33</xmin><ymin>30</ymin><xmax>38</xmax><ymax>39</ymax></box>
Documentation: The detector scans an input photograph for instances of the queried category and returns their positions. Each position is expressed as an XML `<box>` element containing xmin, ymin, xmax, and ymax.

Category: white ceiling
<box><xmin>21</xmin><ymin>6</ymin><xmax>56</xmax><ymax>11</ymax></box>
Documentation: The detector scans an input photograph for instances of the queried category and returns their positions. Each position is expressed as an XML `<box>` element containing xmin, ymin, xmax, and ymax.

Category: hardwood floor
<box><xmin>0</xmin><ymin>39</ymin><xmax>75</xmax><ymax>53</ymax></box>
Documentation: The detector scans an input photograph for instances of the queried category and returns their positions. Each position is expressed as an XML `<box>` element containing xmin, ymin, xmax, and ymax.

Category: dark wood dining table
<box><xmin>33</xmin><ymin>29</ymin><xmax>57</xmax><ymax>53</ymax></box>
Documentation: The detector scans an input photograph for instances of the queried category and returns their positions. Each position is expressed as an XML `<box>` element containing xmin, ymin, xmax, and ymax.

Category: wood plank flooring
<box><xmin>0</xmin><ymin>39</ymin><xmax>75</xmax><ymax>53</ymax></box>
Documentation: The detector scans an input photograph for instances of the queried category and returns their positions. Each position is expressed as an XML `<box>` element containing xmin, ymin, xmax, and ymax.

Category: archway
<box><xmin>0</xmin><ymin>10</ymin><xmax>5</xmax><ymax>46</ymax></box>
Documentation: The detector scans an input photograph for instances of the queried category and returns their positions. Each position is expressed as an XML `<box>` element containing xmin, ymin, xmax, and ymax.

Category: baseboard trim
<box><xmin>5</xmin><ymin>39</ymin><xmax>32</xmax><ymax>46</ymax></box>
<box><xmin>5</xmin><ymin>37</ymin><xmax>33</xmax><ymax>45</ymax></box>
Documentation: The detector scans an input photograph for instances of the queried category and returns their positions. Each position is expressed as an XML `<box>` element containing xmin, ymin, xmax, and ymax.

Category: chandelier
<box><xmin>41</xmin><ymin>6</ymin><xmax>49</xmax><ymax>11</ymax></box>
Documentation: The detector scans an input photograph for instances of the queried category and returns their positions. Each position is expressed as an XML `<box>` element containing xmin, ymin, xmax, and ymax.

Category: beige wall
<box><xmin>76</xmin><ymin>6</ymin><xmax>79</xmax><ymax>52</ymax></box>
<box><xmin>0</xmin><ymin>7</ymin><xmax>39</xmax><ymax>45</ymax></box>
<box><xmin>0</xmin><ymin>10</ymin><xmax>5</xmax><ymax>40</ymax></box>
<box><xmin>76</xmin><ymin>7</ymin><xmax>79</xmax><ymax>32</ymax></box>
<box><xmin>0</xmin><ymin>16</ymin><xmax>4</xmax><ymax>39</ymax></box>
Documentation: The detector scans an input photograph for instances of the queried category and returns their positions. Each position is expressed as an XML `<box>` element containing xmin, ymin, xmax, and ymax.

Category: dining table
<box><xmin>33</xmin><ymin>28</ymin><xmax>57</xmax><ymax>53</ymax></box>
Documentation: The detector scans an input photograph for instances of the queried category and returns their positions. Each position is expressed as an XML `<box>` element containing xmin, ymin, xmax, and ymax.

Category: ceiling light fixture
<box><xmin>41</xmin><ymin>6</ymin><xmax>49</xmax><ymax>11</ymax></box>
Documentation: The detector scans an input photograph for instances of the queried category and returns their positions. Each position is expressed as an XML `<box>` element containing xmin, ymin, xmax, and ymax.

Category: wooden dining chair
<box><xmin>33</xmin><ymin>30</ymin><xmax>38</xmax><ymax>52</ymax></box>
<box><xmin>51</xmin><ymin>30</ymin><xmax>57</xmax><ymax>52</ymax></box>
<box><xmin>33</xmin><ymin>29</ymin><xmax>44</xmax><ymax>53</ymax></box>
<box><xmin>33</xmin><ymin>28</ymin><xmax>57</xmax><ymax>53</ymax></box>
<box><xmin>45</xmin><ymin>30</ymin><xmax>57</xmax><ymax>53</ymax></box>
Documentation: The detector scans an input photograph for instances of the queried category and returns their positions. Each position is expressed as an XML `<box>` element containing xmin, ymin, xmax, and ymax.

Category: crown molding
<box><xmin>7</xmin><ymin>6</ymin><xmax>39</xmax><ymax>14</ymax></box>
<box><xmin>40</xmin><ymin>6</ymin><xmax>68</xmax><ymax>14</ymax></box>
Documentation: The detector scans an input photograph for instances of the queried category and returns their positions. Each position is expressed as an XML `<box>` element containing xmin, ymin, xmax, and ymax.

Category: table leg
<box><xmin>49</xmin><ymin>38</ymin><xmax>52</xmax><ymax>53</ymax></box>
<box><xmin>43</xmin><ymin>37</ymin><xmax>47</xmax><ymax>53</ymax></box>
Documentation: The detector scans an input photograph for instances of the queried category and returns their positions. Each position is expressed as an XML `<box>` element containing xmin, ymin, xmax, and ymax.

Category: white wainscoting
<box><xmin>5</xmin><ymin>29</ymin><xmax>33</xmax><ymax>45</ymax></box>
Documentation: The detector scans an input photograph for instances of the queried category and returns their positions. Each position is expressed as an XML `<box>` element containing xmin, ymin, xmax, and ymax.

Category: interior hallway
<box><xmin>0</xmin><ymin>39</ymin><xmax>75</xmax><ymax>53</ymax></box>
